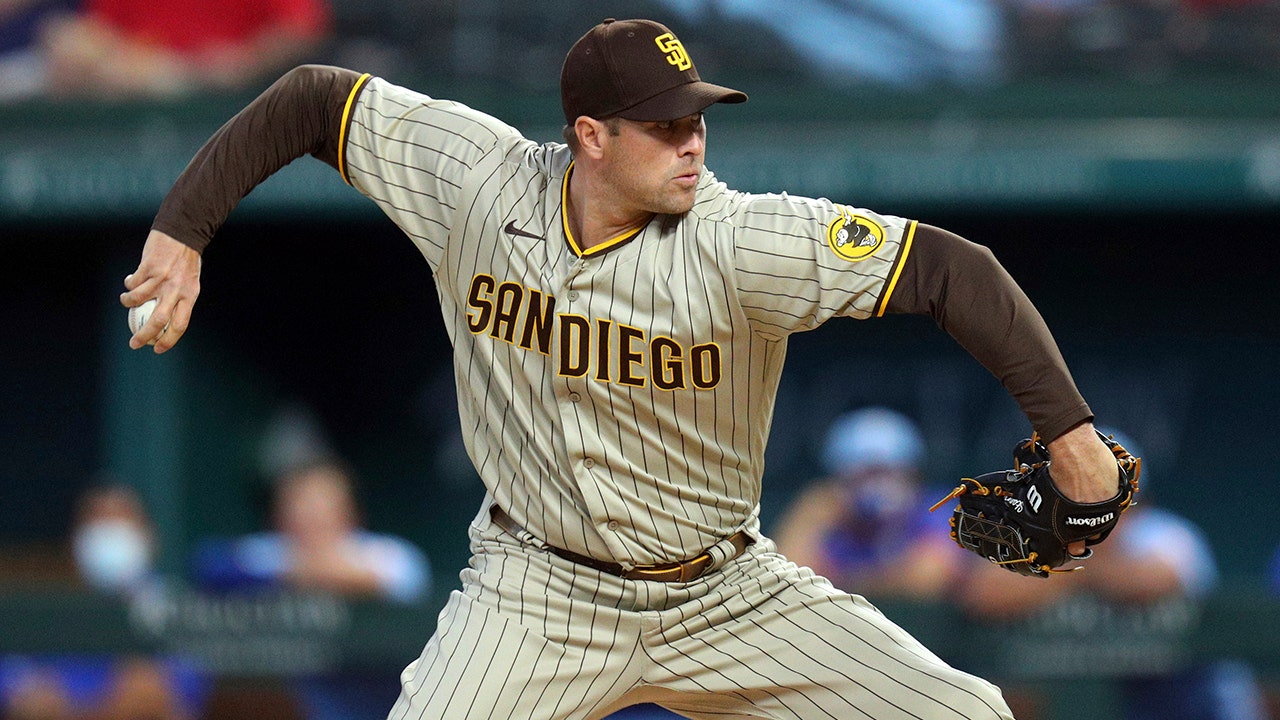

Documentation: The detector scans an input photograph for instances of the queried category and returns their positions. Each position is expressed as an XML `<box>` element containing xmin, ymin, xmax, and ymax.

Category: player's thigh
<box><xmin>388</xmin><ymin>548</ymin><xmax>645</xmax><ymax>720</ymax></box>
<box><xmin>650</xmin><ymin>553</ymin><xmax>1013</xmax><ymax>720</ymax></box>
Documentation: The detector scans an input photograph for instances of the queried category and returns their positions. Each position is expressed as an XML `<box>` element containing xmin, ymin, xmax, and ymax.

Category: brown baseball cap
<box><xmin>560</xmin><ymin>18</ymin><xmax>747</xmax><ymax>124</ymax></box>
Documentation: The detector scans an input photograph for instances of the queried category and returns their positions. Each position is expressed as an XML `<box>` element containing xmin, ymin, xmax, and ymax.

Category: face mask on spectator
<box><xmin>73</xmin><ymin>519</ymin><xmax>152</xmax><ymax>592</ymax></box>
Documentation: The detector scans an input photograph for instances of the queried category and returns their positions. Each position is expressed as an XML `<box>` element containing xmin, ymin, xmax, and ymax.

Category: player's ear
<box><xmin>575</xmin><ymin>117</ymin><xmax>609</xmax><ymax>159</ymax></box>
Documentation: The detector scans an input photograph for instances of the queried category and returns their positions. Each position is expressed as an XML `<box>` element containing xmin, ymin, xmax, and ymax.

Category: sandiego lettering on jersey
<box><xmin>465</xmin><ymin>273</ymin><xmax>723</xmax><ymax>390</ymax></box>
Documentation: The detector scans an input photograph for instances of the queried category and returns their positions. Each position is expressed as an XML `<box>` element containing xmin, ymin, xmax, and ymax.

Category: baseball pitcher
<box><xmin>121</xmin><ymin>18</ymin><xmax>1136</xmax><ymax>720</ymax></box>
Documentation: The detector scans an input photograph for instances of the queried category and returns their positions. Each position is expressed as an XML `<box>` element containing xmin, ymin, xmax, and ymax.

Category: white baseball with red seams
<box><xmin>127</xmin><ymin>298</ymin><xmax>159</xmax><ymax>343</ymax></box>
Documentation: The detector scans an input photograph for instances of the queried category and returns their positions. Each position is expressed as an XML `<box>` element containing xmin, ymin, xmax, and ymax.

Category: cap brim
<box><xmin>617</xmin><ymin>81</ymin><xmax>747</xmax><ymax>122</ymax></box>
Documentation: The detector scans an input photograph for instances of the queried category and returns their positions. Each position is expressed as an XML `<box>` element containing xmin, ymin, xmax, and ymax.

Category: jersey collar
<box><xmin>561</xmin><ymin>161</ymin><xmax>648</xmax><ymax>258</ymax></box>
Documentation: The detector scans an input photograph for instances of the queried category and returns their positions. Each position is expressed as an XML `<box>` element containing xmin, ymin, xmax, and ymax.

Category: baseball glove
<box><xmin>930</xmin><ymin>429</ymin><xmax>1141</xmax><ymax>578</ymax></box>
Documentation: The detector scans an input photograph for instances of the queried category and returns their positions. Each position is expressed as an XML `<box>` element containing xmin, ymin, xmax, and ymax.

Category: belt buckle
<box><xmin>677</xmin><ymin>554</ymin><xmax>712</xmax><ymax>582</ymax></box>
<box><xmin>626</xmin><ymin>553</ymin><xmax>711</xmax><ymax>583</ymax></box>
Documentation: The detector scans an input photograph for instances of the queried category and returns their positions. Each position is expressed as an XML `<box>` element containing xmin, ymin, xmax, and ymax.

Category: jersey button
<box><xmin>607</xmin><ymin>520</ymin><xmax>620</xmax><ymax>531</ymax></box>
<box><xmin>569</xmin><ymin>392</ymin><xmax>581</xmax><ymax>402</ymax></box>
<box><xmin>567</xmin><ymin>290</ymin><xmax>579</xmax><ymax>301</ymax></box>
<box><xmin>583</xmin><ymin>458</ymin><xmax>595</xmax><ymax>468</ymax></box>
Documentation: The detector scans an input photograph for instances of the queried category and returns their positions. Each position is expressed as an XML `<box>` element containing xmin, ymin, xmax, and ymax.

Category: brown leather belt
<box><xmin>489</xmin><ymin>505</ymin><xmax>753</xmax><ymax>583</ymax></box>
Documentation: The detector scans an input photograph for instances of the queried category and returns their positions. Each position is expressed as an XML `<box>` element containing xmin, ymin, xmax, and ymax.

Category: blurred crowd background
<box><xmin>5</xmin><ymin>0</ymin><xmax>1280</xmax><ymax>99</ymax></box>
<box><xmin>3</xmin><ymin>2</ymin><xmax>1280</xmax><ymax>720</ymax></box>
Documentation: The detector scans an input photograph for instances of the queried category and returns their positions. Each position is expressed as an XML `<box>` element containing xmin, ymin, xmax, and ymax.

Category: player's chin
<box><xmin>659</xmin><ymin>186</ymin><xmax>697</xmax><ymax>214</ymax></box>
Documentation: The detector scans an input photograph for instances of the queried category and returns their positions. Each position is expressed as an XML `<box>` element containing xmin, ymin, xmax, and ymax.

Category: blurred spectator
<box><xmin>957</xmin><ymin>428</ymin><xmax>1272</xmax><ymax>720</ymax></box>
<box><xmin>654</xmin><ymin>0</ymin><xmax>1006</xmax><ymax>87</ymax></box>
<box><xmin>193</xmin><ymin>458</ymin><xmax>431</xmax><ymax>604</ymax></box>
<box><xmin>70</xmin><ymin>484</ymin><xmax>163</xmax><ymax>599</ymax></box>
<box><xmin>0</xmin><ymin>0</ymin><xmax>73</xmax><ymax>101</ymax></box>
<box><xmin>0</xmin><ymin>661</ymin><xmax>73</xmax><ymax>720</ymax></box>
<box><xmin>1006</xmin><ymin>0</ymin><xmax>1280</xmax><ymax>80</ymax></box>
<box><xmin>773</xmin><ymin>407</ymin><xmax>965</xmax><ymax>599</ymax></box>
<box><xmin>1</xmin><ymin>655</ymin><xmax>206</xmax><ymax>720</ymax></box>
<box><xmin>192</xmin><ymin>458</ymin><xmax>431</xmax><ymax>720</ymax></box>
<box><xmin>1</xmin><ymin>484</ymin><xmax>206</xmax><ymax>720</ymax></box>
<box><xmin>39</xmin><ymin>0</ymin><xmax>330</xmax><ymax>98</ymax></box>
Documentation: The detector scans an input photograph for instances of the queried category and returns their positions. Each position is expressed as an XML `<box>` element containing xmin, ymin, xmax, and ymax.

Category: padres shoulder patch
<box><xmin>826</xmin><ymin>210</ymin><xmax>885</xmax><ymax>262</ymax></box>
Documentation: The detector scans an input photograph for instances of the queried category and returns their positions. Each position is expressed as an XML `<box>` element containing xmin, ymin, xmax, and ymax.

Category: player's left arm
<box><xmin>882</xmin><ymin>224</ymin><xmax>1118</xmax><ymax>517</ymax></box>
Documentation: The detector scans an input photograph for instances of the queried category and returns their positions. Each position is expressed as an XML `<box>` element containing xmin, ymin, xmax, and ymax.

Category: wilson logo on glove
<box><xmin>1065</xmin><ymin>513</ymin><xmax>1115</xmax><ymax>527</ymax></box>
<box><xmin>929</xmin><ymin>430</ymin><xmax>1141</xmax><ymax>578</ymax></box>
<box><xmin>1026</xmin><ymin>485</ymin><xmax>1043</xmax><ymax>513</ymax></box>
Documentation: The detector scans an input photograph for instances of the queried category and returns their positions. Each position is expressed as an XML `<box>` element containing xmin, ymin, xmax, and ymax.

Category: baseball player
<box><xmin>121</xmin><ymin>18</ymin><xmax>1126</xmax><ymax>720</ymax></box>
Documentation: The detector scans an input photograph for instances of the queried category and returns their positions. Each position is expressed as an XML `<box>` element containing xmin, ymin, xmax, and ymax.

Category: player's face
<box><xmin>603</xmin><ymin>113</ymin><xmax>706</xmax><ymax>215</ymax></box>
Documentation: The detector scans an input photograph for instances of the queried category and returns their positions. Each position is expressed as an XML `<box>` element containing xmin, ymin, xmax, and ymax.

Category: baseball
<box><xmin>127</xmin><ymin>298</ymin><xmax>161</xmax><ymax>343</ymax></box>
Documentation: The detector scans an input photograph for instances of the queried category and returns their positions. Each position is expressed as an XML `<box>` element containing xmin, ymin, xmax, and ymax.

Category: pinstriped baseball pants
<box><xmin>386</xmin><ymin>517</ymin><xmax>1013</xmax><ymax>720</ymax></box>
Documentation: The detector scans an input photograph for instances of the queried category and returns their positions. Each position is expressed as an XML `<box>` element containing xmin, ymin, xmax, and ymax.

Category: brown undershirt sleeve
<box><xmin>884</xmin><ymin>223</ymin><xmax>1092</xmax><ymax>442</ymax></box>
<box><xmin>151</xmin><ymin>64</ymin><xmax>364</xmax><ymax>253</ymax></box>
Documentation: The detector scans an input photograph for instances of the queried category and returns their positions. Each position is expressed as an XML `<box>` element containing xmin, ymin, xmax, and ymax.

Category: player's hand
<box><xmin>120</xmin><ymin>229</ymin><xmax>202</xmax><ymax>353</ymax></box>
<box><xmin>1044</xmin><ymin>422</ymin><xmax>1123</xmax><ymax>556</ymax></box>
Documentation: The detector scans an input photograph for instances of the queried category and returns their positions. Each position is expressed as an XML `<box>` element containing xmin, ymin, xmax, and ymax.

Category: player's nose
<box><xmin>675</xmin><ymin>121</ymin><xmax>705</xmax><ymax>157</ymax></box>
<box><xmin>680</xmin><ymin>130</ymin><xmax>704</xmax><ymax>157</ymax></box>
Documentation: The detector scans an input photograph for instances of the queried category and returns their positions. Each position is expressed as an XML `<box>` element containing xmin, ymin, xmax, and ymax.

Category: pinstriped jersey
<box><xmin>341</xmin><ymin>76</ymin><xmax>917</xmax><ymax>567</ymax></box>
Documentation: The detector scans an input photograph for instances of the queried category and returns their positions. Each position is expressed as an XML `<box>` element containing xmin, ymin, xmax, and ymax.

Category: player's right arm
<box><xmin>124</xmin><ymin>64</ymin><xmax>519</xmax><ymax>353</ymax></box>
<box><xmin>121</xmin><ymin>229</ymin><xmax>201</xmax><ymax>351</ymax></box>
<box><xmin>120</xmin><ymin>64</ymin><xmax>363</xmax><ymax>352</ymax></box>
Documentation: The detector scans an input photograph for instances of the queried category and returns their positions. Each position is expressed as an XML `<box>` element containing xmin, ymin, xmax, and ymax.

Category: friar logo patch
<box><xmin>826</xmin><ymin>209</ymin><xmax>884</xmax><ymax>262</ymax></box>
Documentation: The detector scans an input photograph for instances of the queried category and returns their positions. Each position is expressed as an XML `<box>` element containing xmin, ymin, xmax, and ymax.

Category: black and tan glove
<box><xmin>930</xmin><ymin>430</ymin><xmax>1141</xmax><ymax>578</ymax></box>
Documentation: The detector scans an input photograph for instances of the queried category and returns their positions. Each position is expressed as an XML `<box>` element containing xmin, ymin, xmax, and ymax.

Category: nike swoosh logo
<box><xmin>504</xmin><ymin>220</ymin><xmax>543</xmax><ymax>240</ymax></box>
